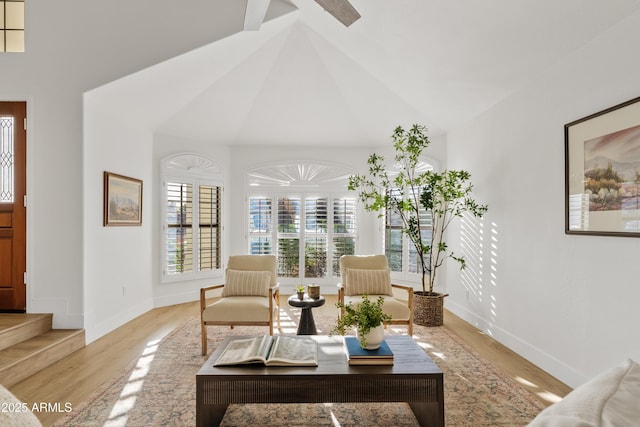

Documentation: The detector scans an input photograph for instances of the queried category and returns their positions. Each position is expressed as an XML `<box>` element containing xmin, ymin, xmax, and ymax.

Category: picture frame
<box><xmin>103</xmin><ymin>171</ymin><xmax>143</xmax><ymax>226</ymax></box>
<box><xmin>565</xmin><ymin>96</ymin><xmax>640</xmax><ymax>237</ymax></box>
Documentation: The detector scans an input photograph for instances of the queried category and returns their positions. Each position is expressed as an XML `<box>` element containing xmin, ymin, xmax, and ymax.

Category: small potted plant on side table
<box><xmin>296</xmin><ymin>285</ymin><xmax>305</xmax><ymax>300</ymax></box>
<box><xmin>332</xmin><ymin>295</ymin><xmax>392</xmax><ymax>349</ymax></box>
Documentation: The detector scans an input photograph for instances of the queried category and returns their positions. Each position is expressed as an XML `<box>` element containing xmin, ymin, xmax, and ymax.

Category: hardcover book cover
<box><xmin>344</xmin><ymin>336</ymin><xmax>394</xmax><ymax>365</ymax></box>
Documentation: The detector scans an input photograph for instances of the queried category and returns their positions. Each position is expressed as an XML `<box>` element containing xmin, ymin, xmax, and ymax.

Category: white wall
<box><xmin>444</xmin><ymin>10</ymin><xmax>640</xmax><ymax>388</ymax></box>
<box><xmin>0</xmin><ymin>1</ymin><xmax>245</xmax><ymax>334</ymax></box>
<box><xmin>83</xmin><ymin>99</ymin><xmax>154</xmax><ymax>343</ymax></box>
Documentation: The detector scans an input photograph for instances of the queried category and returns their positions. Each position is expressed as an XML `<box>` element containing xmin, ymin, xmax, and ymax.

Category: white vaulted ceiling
<box><xmin>90</xmin><ymin>0</ymin><xmax>640</xmax><ymax>147</ymax></box>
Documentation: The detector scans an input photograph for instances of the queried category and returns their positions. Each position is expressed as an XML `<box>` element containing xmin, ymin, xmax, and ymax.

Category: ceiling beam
<box><xmin>314</xmin><ymin>0</ymin><xmax>361</xmax><ymax>27</ymax></box>
<box><xmin>244</xmin><ymin>0</ymin><xmax>272</xmax><ymax>31</ymax></box>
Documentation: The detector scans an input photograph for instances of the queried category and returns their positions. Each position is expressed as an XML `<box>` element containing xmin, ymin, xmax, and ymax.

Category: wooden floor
<box><xmin>8</xmin><ymin>296</ymin><xmax>572</xmax><ymax>426</ymax></box>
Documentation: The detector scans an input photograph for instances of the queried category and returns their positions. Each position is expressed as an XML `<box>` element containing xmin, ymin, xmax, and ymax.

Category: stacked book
<box><xmin>344</xmin><ymin>336</ymin><xmax>394</xmax><ymax>365</ymax></box>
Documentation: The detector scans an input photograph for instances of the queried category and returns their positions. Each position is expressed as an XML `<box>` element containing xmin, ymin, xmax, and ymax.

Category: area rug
<box><xmin>53</xmin><ymin>304</ymin><xmax>545</xmax><ymax>426</ymax></box>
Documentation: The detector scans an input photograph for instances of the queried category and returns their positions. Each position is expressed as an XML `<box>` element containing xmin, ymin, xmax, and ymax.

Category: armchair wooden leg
<box><xmin>201</xmin><ymin>323</ymin><xmax>207</xmax><ymax>356</ymax></box>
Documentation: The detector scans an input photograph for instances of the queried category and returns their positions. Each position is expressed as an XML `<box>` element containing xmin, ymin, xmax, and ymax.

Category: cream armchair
<box><xmin>200</xmin><ymin>255</ymin><xmax>280</xmax><ymax>355</ymax></box>
<box><xmin>338</xmin><ymin>254</ymin><xmax>413</xmax><ymax>335</ymax></box>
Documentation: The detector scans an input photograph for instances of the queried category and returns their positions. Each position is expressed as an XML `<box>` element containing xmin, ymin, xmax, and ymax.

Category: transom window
<box><xmin>1</xmin><ymin>0</ymin><xmax>24</xmax><ymax>53</ymax></box>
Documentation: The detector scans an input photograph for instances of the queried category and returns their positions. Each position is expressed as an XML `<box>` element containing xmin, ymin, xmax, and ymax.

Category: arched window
<box><xmin>162</xmin><ymin>153</ymin><xmax>222</xmax><ymax>282</ymax></box>
<box><xmin>246</xmin><ymin>161</ymin><xmax>357</xmax><ymax>284</ymax></box>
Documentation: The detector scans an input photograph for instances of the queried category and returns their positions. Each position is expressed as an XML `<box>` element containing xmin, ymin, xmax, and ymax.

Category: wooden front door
<box><xmin>0</xmin><ymin>102</ymin><xmax>27</xmax><ymax>311</ymax></box>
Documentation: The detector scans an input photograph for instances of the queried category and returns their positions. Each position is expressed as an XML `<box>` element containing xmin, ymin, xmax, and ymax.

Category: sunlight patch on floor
<box><xmin>105</xmin><ymin>338</ymin><xmax>160</xmax><ymax>426</ymax></box>
<box><xmin>323</xmin><ymin>403</ymin><xmax>342</xmax><ymax>426</ymax></box>
<box><xmin>515</xmin><ymin>376</ymin><xmax>563</xmax><ymax>404</ymax></box>
<box><xmin>431</xmin><ymin>351</ymin><xmax>446</xmax><ymax>360</ymax></box>
<box><xmin>415</xmin><ymin>340</ymin><xmax>435</xmax><ymax>350</ymax></box>
<box><xmin>537</xmin><ymin>391</ymin><xmax>563</xmax><ymax>403</ymax></box>
<box><xmin>278</xmin><ymin>309</ymin><xmax>298</xmax><ymax>334</ymax></box>
<box><xmin>515</xmin><ymin>376</ymin><xmax>537</xmax><ymax>387</ymax></box>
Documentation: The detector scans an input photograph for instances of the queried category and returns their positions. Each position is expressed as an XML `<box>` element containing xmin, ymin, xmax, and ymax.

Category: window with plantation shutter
<box><xmin>385</xmin><ymin>188</ymin><xmax>403</xmax><ymax>272</ymax></box>
<box><xmin>162</xmin><ymin>154</ymin><xmax>222</xmax><ymax>282</ymax></box>
<box><xmin>198</xmin><ymin>185</ymin><xmax>221</xmax><ymax>271</ymax></box>
<box><xmin>167</xmin><ymin>182</ymin><xmax>193</xmax><ymax>274</ymax></box>
<box><xmin>246</xmin><ymin>161</ymin><xmax>358</xmax><ymax>284</ymax></box>
<box><xmin>248</xmin><ymin>193</ymin><xmax>357</xmax><ymax>281</ymax></box>
<box><xmin>384</xmin><ymin>184</ymin><xmax>433</xmax><ymax>280</ymax></box>
<box><xmin>332</xmin><ymin>197</ymin><xmax>356</xmax><ymax>274</ymax></box>
<box><xmin>277</xmin><ymin>196</ymin><xmax>300</xmax><ymax>278</ymax></box>
<box><xmin>305</xmin><ymin>196</ymin><xmax>327</xmax><ymax>278</ymax></box>
<box><xmin>248</xmin><ymin>196</ymin><xmax>272</xmax><ymax>254</ymax></box>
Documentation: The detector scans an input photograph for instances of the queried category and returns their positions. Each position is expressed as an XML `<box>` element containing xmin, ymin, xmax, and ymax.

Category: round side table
<box><xmin>287</xmin><ymin>294</ymin><xmax>326</xmax><ymax>335</ymax></box>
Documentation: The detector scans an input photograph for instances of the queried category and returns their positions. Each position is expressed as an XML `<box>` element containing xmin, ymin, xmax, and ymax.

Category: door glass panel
<box><xmin>0</xmin><ymin>116</ymin><xmax>14</xmax><ymax>203</ymax></box>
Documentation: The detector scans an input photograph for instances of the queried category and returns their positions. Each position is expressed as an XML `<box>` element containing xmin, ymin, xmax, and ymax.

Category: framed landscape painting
<box><xmin>565</xmin><ymin>96</ymin><xmax>640</xmax><ymax>237</ymax></box>
<box><xmin>103</xmin><ymin>172</ymin><xmax>143</xmax><ymax>226</ymax></box>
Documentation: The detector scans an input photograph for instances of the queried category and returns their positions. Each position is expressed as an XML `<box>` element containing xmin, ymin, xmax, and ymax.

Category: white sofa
<box><xmin>0</xmin><ymin>385</ymin><xmax>42</xmax><ymax>427</ymax></box>
<box><xmin>528</xmin><ymin>358</ymin><xmax>640</xmax><ymax>427</ymax></box>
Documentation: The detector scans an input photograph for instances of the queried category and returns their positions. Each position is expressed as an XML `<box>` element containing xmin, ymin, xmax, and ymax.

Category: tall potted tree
<box><xmin>348</xmin><ymin>124</ymin><xmax>487</xmax><ymax>326</ymax></box>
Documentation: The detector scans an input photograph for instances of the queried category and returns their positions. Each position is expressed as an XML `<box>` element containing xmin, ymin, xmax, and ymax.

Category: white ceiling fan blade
<box><xmin>244</xmin><ymin>0</ymin><xmax>272</xmax><ymax>31</ymax></box>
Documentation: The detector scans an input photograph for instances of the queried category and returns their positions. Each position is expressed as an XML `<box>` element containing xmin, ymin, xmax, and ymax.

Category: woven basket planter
<box><xmin>413</xmin><ymin>292</ymin><xmax>448</xmax><ymax>327</ymax></box>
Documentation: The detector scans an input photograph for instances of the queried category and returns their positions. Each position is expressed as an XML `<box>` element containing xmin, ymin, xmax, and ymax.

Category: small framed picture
<box><xmin>103</xmin><ymin>171</ymin><xmax>143</xmax><ymax>226</ymax></box>
<box><xmin>565</xmin><ymin>96</ymin><xmax>640</xmax><ymax>237</ymax></box>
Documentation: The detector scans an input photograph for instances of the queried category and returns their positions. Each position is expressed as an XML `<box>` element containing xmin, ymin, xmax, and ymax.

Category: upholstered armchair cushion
<box><xmin>203</xmin><ymin>296</ymin><xmax>273</xmax><ymax>322</ymax></box>
<box><xmin>344</xmin><ymin>294</ymin><xmax>411</xmax><ymax>321</ymax></box>
<box><xmin>344</xmin><ymin>268</ymin><xmax>393</xmax><ymax>296</ymax></box>
<box><xmin>227</xmin><ymin>254</ymin><xmax>277</xmax><ymax>287</ymax></box>
<box><xmin>221</xmin><ymin>269</ymin><xmax>271</xmax><ymax>297</ymax></box>
<box><xmin>338</xmin><ymin>254</ymin><xmax>414</xmax><ymax>336</ymax></box>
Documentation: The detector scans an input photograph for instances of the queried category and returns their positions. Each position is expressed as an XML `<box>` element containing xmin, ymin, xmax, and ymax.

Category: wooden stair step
<box><xmin>0</xmin><ymin>313</ymin><xmax>53</xmax><ymax>351</ymax></box>
<box><xmin>0</xmin><ymin>329</ymin><xmax>85</xmax><ymax>388</ymax></box>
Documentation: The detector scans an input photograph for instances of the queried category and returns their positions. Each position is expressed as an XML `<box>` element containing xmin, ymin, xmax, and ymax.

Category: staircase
<box><xmin>0</xmin><ymin>314</ymin><xmax>85</xmax><ymax>387</ymax></box>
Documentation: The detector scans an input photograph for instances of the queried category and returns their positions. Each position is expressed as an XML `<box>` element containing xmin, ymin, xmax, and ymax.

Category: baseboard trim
<box><xmin>445</xmin><ymin>299</ymin><xmax>587</xmax><ymax>388</ymax></box>
<box><xmin>85</xmin><ymin>298</ymin><xmax>154</xmax><ymax>344</ymax></box>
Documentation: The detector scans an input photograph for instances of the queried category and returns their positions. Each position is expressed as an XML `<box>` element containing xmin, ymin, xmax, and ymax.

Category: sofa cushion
<box><xmin>527</xmin><ymin>358</ymin><xmax>640</xmax><ymax>427</ymax></box>
<box><xmin>345</xmin><ymin>268</ymin><xmax>393</xmax><ymax>296</ymax></box>
<box><xmin>222</xmin><ymin>269</ymin><xmax>271</xmax><ymax>297</ymax></box>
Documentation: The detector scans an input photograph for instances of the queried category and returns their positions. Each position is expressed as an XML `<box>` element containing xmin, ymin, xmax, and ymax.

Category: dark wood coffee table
<box><xmin>196</xmin><ymin>335</ymin><xmax>444</xmax><ymax>426</ymax></box>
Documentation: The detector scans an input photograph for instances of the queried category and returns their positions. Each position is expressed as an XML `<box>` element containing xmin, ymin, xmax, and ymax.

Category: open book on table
<box><xmin>213</xmin><ymin>335</ymin><xmax>318</xmax><ymax>367</ymax></box>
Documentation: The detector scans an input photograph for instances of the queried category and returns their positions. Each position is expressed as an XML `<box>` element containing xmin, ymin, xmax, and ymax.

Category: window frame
<box><xmin>161</xmin><ymin>154</ymin><xmax>223</xmax><ymax>283</ymax></box>
<box><xmin>384</xmin><ymin>159</ymin><xmax>438</xmax><ymax>285</ymax></box>
<box><xmin>247</xmin><ymin>192</ymin><xmax>358</xmax><ymax>285</ymax></box>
